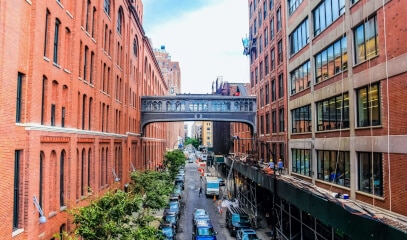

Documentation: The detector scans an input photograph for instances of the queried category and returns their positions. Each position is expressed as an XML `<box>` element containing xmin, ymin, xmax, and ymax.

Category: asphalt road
<box><xmin>176</xmin><ymin>161</ymin><xmax>234</xmax><ymax>240</ymax></box>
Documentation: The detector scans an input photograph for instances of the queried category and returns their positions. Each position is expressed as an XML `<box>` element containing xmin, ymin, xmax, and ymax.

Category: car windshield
<box><xmin>244</xmin><ymin>233</ymin><xmax>260</xmax><ymax>240</ymax></box>
<box><xmin>161</xmin><ymin>227</ymin><xmax>174</xmax><ymax>237</ymax></box>
<box><xmin>169</xmin><ymin>202</ymin><xmax>179</xmax><ymax>210</ymax></box>
<box><xmin>164</xmin><ymin>215</ymin><xmax>176</xmax><ymax>223</ymax></box>
<box><xmin>197</xmin><ymin>227</ymin><xmax>215</xmax><ymax>236</ymax></box>
<box><xmin>240</xmin><ymin>216</ymin><xmax>250</xmax><ymax>223</ymax></box>
<box><xmin>194</xmin><ymin>209</ymin><xmax>207</xmax><ymax>216</ymax></box>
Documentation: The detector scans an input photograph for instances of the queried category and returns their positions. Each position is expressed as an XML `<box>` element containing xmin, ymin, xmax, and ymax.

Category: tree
<box><xmin>184</xmin><ymin>137</ymin><xmax>200</xmax><ymax>149</ymax></box>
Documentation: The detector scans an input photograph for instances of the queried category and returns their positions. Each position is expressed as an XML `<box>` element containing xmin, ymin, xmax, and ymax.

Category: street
<box><xmin>176</xmin><ymin>161</ymin><xmax>234</xmax><ymax>240</ymax></box>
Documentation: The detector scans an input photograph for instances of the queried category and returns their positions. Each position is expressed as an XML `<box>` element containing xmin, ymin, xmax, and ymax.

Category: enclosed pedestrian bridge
<box><xmin>140</xmin><ymin>94</ymin><xmax>257</xmax><ymax>135</ymax></box>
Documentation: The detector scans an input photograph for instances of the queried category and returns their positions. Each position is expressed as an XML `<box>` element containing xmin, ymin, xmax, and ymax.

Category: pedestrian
<box><xmin>198</xmin><ymin>187</ymin><xmax>202</xmax><ymax>197</ymax></box>
<box><xmin>278</xmin><ymin>158</ymin><xmax>284</xmax><ymax>174</ymax></box>
<box><xmin>268</xmin><ymin>159</ymin><xmax>274</xmax><ymax>169</ymax></box>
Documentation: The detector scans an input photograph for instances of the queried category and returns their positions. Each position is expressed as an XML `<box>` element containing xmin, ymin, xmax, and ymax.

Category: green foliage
<box><xmin>164</xmin><ymin>149</ymin><xmax>186</xmax><ymax>179</ymax></box>
<box><xmin>70</xmin><ymin>190</ymin><xmax>144</xmax><ymax>239</ymax></box>
<box><xmin>67</xmin><ymin>150</ymin><xmax>187</xmax><ymax>239</ymax></box>
<box><xmin>184</xmin><ymin>137</ymin><xmax>200</xmax><ymax>148</ymax></box>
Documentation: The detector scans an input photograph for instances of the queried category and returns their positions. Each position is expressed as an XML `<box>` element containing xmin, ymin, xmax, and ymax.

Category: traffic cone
<box><xmin>213</xmin><ymin>195</ymin><xmax>216</xmax><ymax>202</ymax></box>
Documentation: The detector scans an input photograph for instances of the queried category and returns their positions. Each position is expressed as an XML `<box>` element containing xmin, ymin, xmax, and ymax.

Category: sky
<box><xmin>142</xmin><ymin>0</ymin><xmax>250</xmax><ymax>94</ymax></box>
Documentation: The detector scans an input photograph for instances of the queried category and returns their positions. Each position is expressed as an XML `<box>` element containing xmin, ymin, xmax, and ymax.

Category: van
<box><xmin>225</xmin><ymin>206</ymin><xmax>251</xmax><ymax>236</ymax></box>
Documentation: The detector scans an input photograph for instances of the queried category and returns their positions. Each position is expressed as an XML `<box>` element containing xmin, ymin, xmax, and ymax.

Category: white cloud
<box><xmin>146</xmin><ymin>0</ymin><xmax>249</xmax><ymax>94</ymax></box>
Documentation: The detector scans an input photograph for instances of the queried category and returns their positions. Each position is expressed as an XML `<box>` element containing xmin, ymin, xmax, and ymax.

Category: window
<box><xmin>277</xmin><ymin>7</ymin><xmax>281</xmax><ymax>31</ymax></box>
<box><xmin>260</xmin><ymin>115</ymin><xmax>264</xmax><ymax>134</ymax></box>
<box><xmin>313</xmin><ymin>0</ymin><xmax>345</xmax><ymax>36</ymax></box>
<box><xmin>315</xmin><ymin>36</ymin><xmax>347</xmax><ymax>83</ymax></box>
<box><xmin>263</xmin><ymin>1</ymin><xmax>267</xmax><ymax>19</ymax></box>
<box><xmin>90</xmin><ymin>51</ymin><xmax>94</xmax><ymax>84</ymax></box>
<box><xmin>271</xmin><ymin>79</ymin><xmax>276</xmax><ymax>101</ymax></box>
<box><xmin>271</xmin><ymin>48</ymin><xmax>275</xmax><ymax>70</ymax></box>
<box><xmin>292</xmin><ymin>149</ymin><xmax>311</xmax><ymax>176</ymax></box>
<box><xmin>264</xmin><ymin>28</ymin><xmax>268</xmax><ymax>47</ymax></box>
<box><xmin>16</xmin><ymin>73</ymin><xmax>24</xmax><ymax>123</ymax></box>
<box><xmin>44</xmin><ymin>9</ymin><xmax>50</xmax><ymax>57</ymax></box>
<box><xmin>60</xmin><ymin>151</ymin><xmax>65</xmax><ymax>207</ymax></box>
<box><xmin>50</xmin><ymin>104</ymin><xmax>56</xmax><ymax>126</ymax></box>
<box><xmin>265</xmin><ymin>83</ymin><xmax>270</xmax><ymax>104</ymax></box>
<box><xmin>85</xmin><ymin>0</ymin><xmax>91</xmax><ymax>32</ymax></box>
<box><xmin>83</xmin><ymin>46</ymin><xmax>88</xmax><ymax>80</ymax></box>
<box><xmin>259</xmin><ymin>35</ymin><xmax>262</xmax><ymax>53</ymax></box>
<box><xmin>265</xmin><ymin>55</ymin><xmax>269</xmax><ymax>75</ymax></box>
<box><xmin>133</xmin><ymin>37</ymin><xmax>138</xmax><ymax>57</ymax></box>
<box><xmin>117</xmin><ymin>8</ymin><xmax>123</xmax><ymax>34</ymax></box>
<box><xmin>357</xmin><ymin>83</ymin><xmax>380</xmax><ymax>127</ymax></box>
<box><xmin>260</xmin><ymin>88</ymin><xmax>264</xmax><ymax>107</ymax></box>
<box><xmin>292</xmin><ymin>105</ymin><xmax>311</xmax><ymax>133</ymax></box>
<box><xmin>289</xmin><ymin>0</ymin><xmax>303</xmax><ymax>15</ymax></box>
<box><xmin>270</xmin><ymin>17</ymin><xmax>274</xmax><ymax>40</ymax></box>
<box><xmin>13</xmin><ymin>150</ymin><xmax>22</xmax><ymax>230</ymax></box>
<box><xmin>279</xmin><ymin>108</ymin><xmax>284</xmax><ymax>132</ymax></box>
<box><xmin>259</xmin><ymin>61</ymin><xmax>263</xmax><ymax>80</ymax></box>
<box><xmin>104</xmin><ymin>0</ymin><xmax>110</xmax><ymax>15</ymax></box>
<box><xmin>317</xmin><ymin>93</ymin><xmax>349</xmax><ymax>131</ymax></box>
<box><xmin>272</xmin><ymin>110</ymin><xmax>276</xmax><ymax>133</ymax></box>
<box><xmin>289</xmin><ymin>18</ymin><xmax>309</xmax><ymax>55</ymax></box>
<box><xmin>266</xmin><ymin>113</ymin><xmax>270</xmax><ymax>134</ymax></box>
<box><xmin>278</xmin><ymin>40</ymin><xmax>283</xmax><ymax>63</ymax></box>
<box><xmin>290</xmin><ymin>61</ymin><xmax>311</xmax><ymax>95</ymax></box>
<box><xmin>354</xmin><ymin>15</ymin><xmax>378</xmax><ymax>64</ymax></box>
<box><xmin>255</xmin><ymin>67</ymin><xmax>258</xmax><ymax>84</ymax></box>
<box><xmin>53</xmin><ymin>18</ymin><xmax>61</xmax><ymax>64</ymax></box>
<box><xmin>269</xmin><ymin>0</ymin><xmax>274</xmax><ymax>10</ymax></box>
<box><xmin>278</xmin><ymin>73</ymin><xmax>284</xmax><ymax>98</ymax></box>
<box><xmin>358</xmin><ymin>152</ymin><xmax>382</xmax><ymax>196</ymax></box>
<box><xmin>317</xmin><ymin>150</ymin><xmax>350</xmax><ymax>187</ymax></box>
<box><xmin>61</xmin><ymin>107</ymin><xmax>65</xmax><ymax>127</ymax></box>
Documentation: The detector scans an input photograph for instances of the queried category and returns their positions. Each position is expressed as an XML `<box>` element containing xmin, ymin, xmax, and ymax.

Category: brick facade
<box><xmin>0</xmin><ymin>0</ymin><xmax>175</xmax><ymax>239</ymax></box>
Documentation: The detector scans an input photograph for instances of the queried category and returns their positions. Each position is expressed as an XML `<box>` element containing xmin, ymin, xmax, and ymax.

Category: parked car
<box><xmin>192</xmin><ymin>220</ymin><xmax>218</xmax><ymax>240</ymax></box>
<box><xmin>192</xmin><ymin>208</ymin><xmax>210</xmax><ymax>225</ymax></box>
<box><xmin>236</xmin><ymin>228</ymin><xmax>261</xmax><ymax>240</ymax></box>
<box><xmin>158</xmin><ymin>222</ymin><xmax>176</xmax><ymax>240</ymax></box>
<box><xmin>162</xmin><ymin>212</ymin><xmax>179</xmax><ymax>232</ymax></box>
<box><xmin>167</xmin><ymin>200</ymin><xmax>181</xmax><ymax>217</ymax></box>
<box><xmin>225</xmin><ymin>206</ymin><xmax>251</xmax><ymax>236</ymax></box>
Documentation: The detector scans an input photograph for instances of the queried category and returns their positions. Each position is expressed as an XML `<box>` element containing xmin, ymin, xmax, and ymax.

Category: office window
<box><xmin>263</xmin><ymin>1</ymin><xmax>267</xmax><ymax>19</ymax></box>
<box><xmin>358</xmin><ymin>152</ymin><xmax>382</xmax><ymax>196</ymax></box>
<box><xmin>317</xmin><ymin>93</ymin><xmax>349</xmax><ymax>131</ymax></box>
<box><xmin>279</xmin><ymin>108</ymin><xmax>284</xmax><ymax>132</ymax></box>
<box><xmin>53</xmin><ymin>18</ymin><xmax>61</xmax><ymax>64</ymax></box>
<box><xmin>313</xmin><ymin>0</ymin><xmax>345</xmax><ymax>36</ymax></box>
<box><xmin>255</xmin><ymin>67</ymin><xmax>258</xmax><ymax>84</ymax></box>
<box><xmin>272</xmin><ymin>110</ymin><xmax>276</xmax><ymax>133</ymax></box>
<box><xmin>357</xmin><ymin>83</ymin><xmax>380</xmax><ymax>127</ymax></box>
<box><xmin>315</xmin><ymin>37</ymin><xmax>347</xmax><ymax>83</ymax></box>
<box><xmin>270</xmin><ymin>17</ymin><xmax>274</xmax><ymax>40</ymax></box>
<box><xmin>265</xmin><ymin>55</ymin><xmax>269</xmax><ymax>75</ymax></box>
<box><xmin>104</xmin><ymin>0</ymin><xmax>110</xmax><ymax>16</ymax></box>
<box><xmin>271</xmin><ymin>48</ymin><xmax>275</xmax><ymax>70</ymax></box>
<box><xmin>16</xmin><ymin>73</ymin><xmax>24</xmax><ymax>123</ymax></box>
<box><xmin>265</xmin><ymin>83</ymin><xmax>270</xmax><ymax>104</ymax></box>
<box><xmin>266</xmin><ymin>113</ymin><xmax>270</xmax><ymax>134</ymax></box>
<box><xmin>290</xmin><ymin>61</ymin><xmax>311</xmax><ymax>95</ymax></box>
<box><xmin>354</xmin><ymin>15</ymin><xmax>378</xmax><ymax>64</ymax></box>
<box><xmin>292</xmin><ymin>149</ymin><xmax>311</xmax><ymax>176</ymax></box>
<box><xmin>277</xmin><ymin>7</ymin><xmax>281</xmax><ymax>31</ymax></box>
<box><xmin>271</xmin><ymin>79</ymin><xmax>276</xmax><ymax>101</ymax></box>
<box><xmin>13</xmin><ymin>150</ymin><xmax>22</xmax><ymax>230</ymax></box>
<box><xmin>289</xmin><ymin>18</ymin><xmax>309</xmax><ymax>56</ymax></box>
<box><xmin>292</xmin><ymin>105</ymin><xmax>311</xmax><ymax>133</ymax></box>
<box><xmin>317</xmin><ymin>150</ymin><xmax>350</xmax><ymax>187</ymax></box>
<box><xmin>278</xmin><ymin>73</ymin><xmax>284</xmax><ymax>98</ymax></box>
<box><xmin>289</xmin><ymin>0</ymin><xmax>303</xmax><ymax>15</ymax></box>
<box><xmin>278</xmin><ymin>40</ymin><xmax>283</xmax><ymax>63</ymax></box>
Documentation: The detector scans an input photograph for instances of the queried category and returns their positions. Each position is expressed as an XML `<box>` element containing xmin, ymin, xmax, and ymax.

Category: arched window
<box><xmin>60</xmin><ymin>150</ymin><xmax>66</xmax><ymax>207</ymax></box>
<box><xmin>133</xmin><ymin>37</ymin><xmax>138</xmax><ymax>57</ymax></box>
<box><xmin>117</xmin><ymin>7</ymin><xmax>123</xmax><ymax>34</ymax></box>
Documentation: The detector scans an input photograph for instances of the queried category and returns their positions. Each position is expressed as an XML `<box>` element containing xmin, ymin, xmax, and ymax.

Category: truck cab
<box><xmin>204</xmin><ymin>176</ymin><xmax>220</xmax><ymax>197</ymax></box>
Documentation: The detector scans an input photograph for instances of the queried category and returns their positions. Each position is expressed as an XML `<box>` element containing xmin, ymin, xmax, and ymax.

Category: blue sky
<box><xmin>142</xmin><ymin>0</ymin><xmax>250</xmax><ymax>94</ymax></box>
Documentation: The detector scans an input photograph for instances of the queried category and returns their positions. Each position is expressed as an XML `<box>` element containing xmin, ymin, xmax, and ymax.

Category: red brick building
<box><xmin>0</xmin><ymin>0</ymin><xmax>175</xmax><ymax>239</ymax></box>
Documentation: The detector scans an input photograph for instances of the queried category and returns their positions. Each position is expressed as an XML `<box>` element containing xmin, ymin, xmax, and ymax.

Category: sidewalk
<box><xmin>206</xmin><ymin>165</ymin><xmax>273</xmax><ymax>239</ymax></box>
